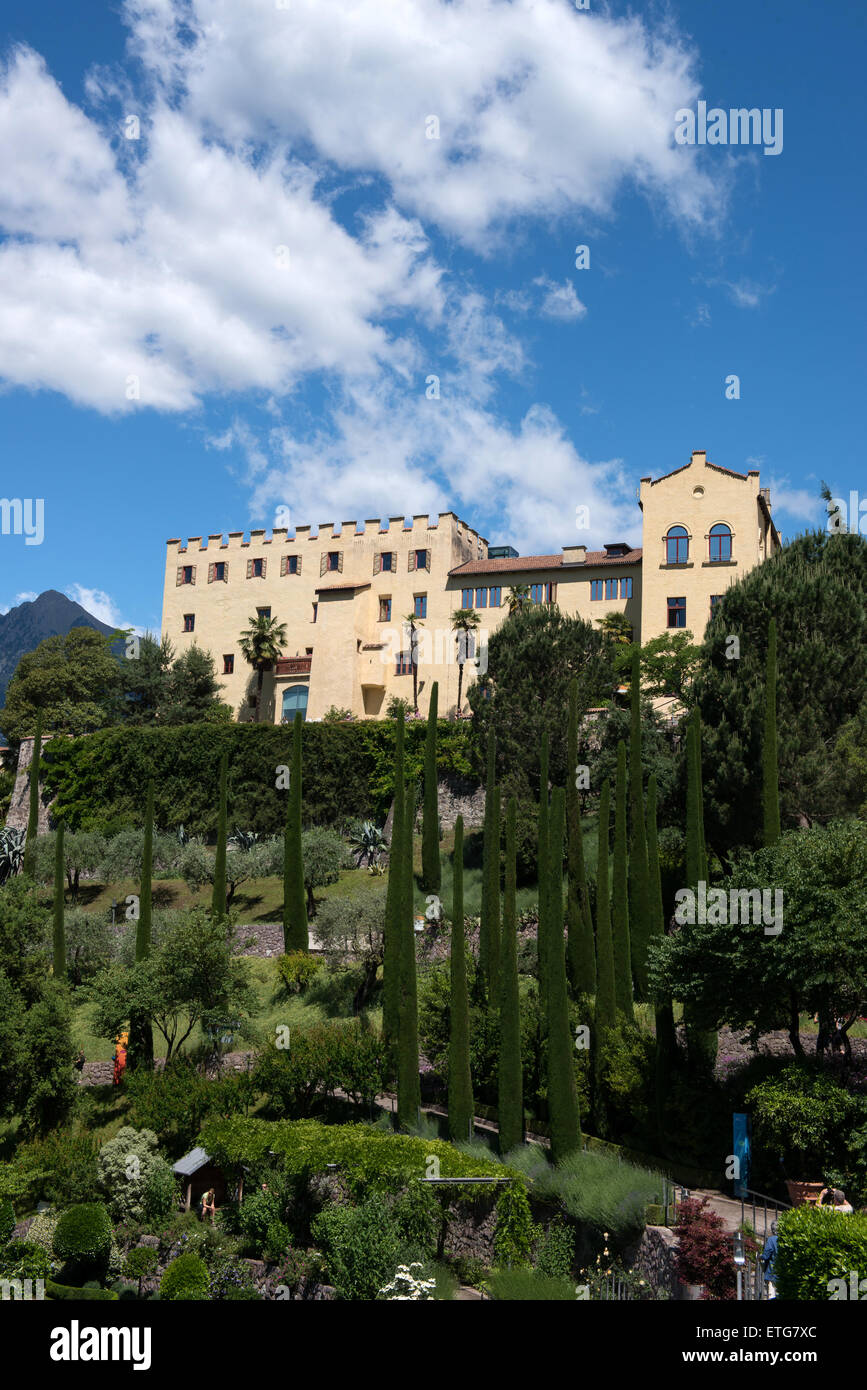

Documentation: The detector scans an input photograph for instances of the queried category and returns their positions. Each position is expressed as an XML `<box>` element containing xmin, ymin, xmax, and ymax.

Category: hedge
<box><xmin>41</xmin><ymin>721</ymin><xmax>475</xmax><ymax>835</ymax></box>
<box><xmin>46</xmin><ymin>1280</ymin><xmax>118</xmax><ymax>1300</ymax></box>
<box><xmin>200</xmin><ymin>1116</ymin><xmax>513</xmax><ymax>1198</ymax></box>
<box><xmin>52</xmin><ymin>1204</ymin><xmax>113</xmax><ymax>1283</ymax></box>
<box><xmin>776</xmin><ymin>1206</ymin><xmax>867</xmax><ymax>1301</ymax></box>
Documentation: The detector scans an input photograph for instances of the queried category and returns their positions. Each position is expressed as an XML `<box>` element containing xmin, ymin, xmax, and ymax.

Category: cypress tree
<box><xmin>566</xmin><ymin>677</ymin><xmax>595</xmax><ymax>996</ymax></box>
<box><xmin>611</xmin><ymin>741</ymin><xmax>633</xmax><ymax>1018</ymax></box>
<box><xmin>479</xmin><ymin>730</ymin><xmax>498</xmax><ymax>999</ymax></box>
<box><xmin>487</xmin><ymin>784</ymin><xmax>501</xmax><ymax>1005</ymax></box>
<box><xmin>537</xmin><ymin>731</ymin><xmax>551</xmax><ymax>1025</ymax></box>
<box><xmin>448</xmin><ymin>815</ymin><xmax>474</xmax><ymax>1143</ymax></box>
<box><xmin>763</xmin><ymin>617</ymin><xmax>781</xmax><ymax>846</ymax></box>
<box><xmin>628</xmin><ymin>648</ymin><xmax>651</xmax><ymax>1001</ymax></box>
<box><xmin>383</xmin><ymin>710</ymin><xmax>406</xmax><ymax>1058</ymax></box>
<box><xmin>498</xmin><ymin>797</ymin><xmax>523</xmax><ymax>1154</ymax></box>
<box><xmin>397</xmin><ymin>735</ymin><xmax>421</xmax><ymax>1129</ymax></box>
<box><xmin>128</xmin><ymin>781</ymin><xmax>154</xmax><ymax>1072</ymax></box>
<box><xmin>22</xmin><ymin>711</ymin><xmax>43</xmax><ymax>879</ymax></box>
<box><xmin>546</xmin><ymin>788</ymin><xmax>581</xmax><ymax>1162</ymax></box>
<box><xmin>593</xmin><ymin>779</ymin><xmax>615</xmax><ymax>1132</ymax></box>
<box><xmin>684</xmin><ymin>709</ymin><xmax>716</xmax><ymax>1073</ymax></box>
<box><xmin>283</xmin><ymin>714</ymin><xmax>308</xmax><ymax>952</ymax></box>
<box><xmin>647</xmin><ymin>772</ymin><xmax>676</xmax><ymax>1134</ymax></box>
<box><xmin>52</xmin><ymin>819</ymin><xmax>66</xmax><ymax>981</ymax></box>
<box><xmin>212</xmin><ymin>750</ymin><xmax>228</xmax><ymax>920</ymax></box>
<box><xmin>421</xmin><ymin>682</ymin><xmax>441</xmax><ymax>893</ymax></box>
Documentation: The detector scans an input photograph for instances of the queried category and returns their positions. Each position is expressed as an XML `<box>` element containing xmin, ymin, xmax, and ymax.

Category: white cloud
<box><xmin>533</xmin><ymin>276</ymin><xmax>587</xmax><ymax>322</ymax></box>
<box><xmin>766</xmin><ymin>476</ymin><xmax>822</xmax><ymax>528</ymax></box>
<box><xmin>66</xmin><ymin>584</ymin><xmax>145</xmax><ymax>634</ymax></box>
<box><xmin>0</xmin><ymin>591</ymin><xmax>38</xmax><ymax>615</ymax></box>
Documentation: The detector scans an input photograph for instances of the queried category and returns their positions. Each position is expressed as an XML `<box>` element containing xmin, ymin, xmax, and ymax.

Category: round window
<box><xmin>693</xmin><ymin>486</ymin><xmax>705</xmax><ymax>497</ymax></box>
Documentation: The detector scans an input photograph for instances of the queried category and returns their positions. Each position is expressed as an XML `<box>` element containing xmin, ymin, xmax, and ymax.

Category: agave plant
<box><xmin>349</xmin><ymin>820</ymin><xmax>388</xmax><ymax>868</ymax></box>
<box><xmin>229</xmin><ymin>827</ymin><xmax>261</xmax><ymax>851</ymax></box>
<box><xmin>0</xmin><ymin>827</ymin><xmax>26</xmax><ymax>885</ymax></box>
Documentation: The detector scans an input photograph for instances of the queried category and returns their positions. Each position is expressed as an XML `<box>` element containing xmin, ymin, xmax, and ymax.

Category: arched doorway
<box><xmin>281</xmin><ymin>684</ymin><xmax>309</xmax><ymax>722</ymax></box>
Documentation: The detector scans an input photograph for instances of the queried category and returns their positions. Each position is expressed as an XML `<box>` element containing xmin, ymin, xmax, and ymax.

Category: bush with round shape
<box><xmin>97</xmin><ymin>1126</ymin><xmax>177</xmax><ymax>1225</ymax></box>
<box><xmin>159</xmin><ymin>1252</ymin><xmax>210</xmax><ymax>1301</ymax></box>
<box><xmin>776</xmin><ymin>1205</ymin><xmax>867</xmax><ymax>1301</ymax></box>
<box><xmin>52</xmin><ymin>1203</ymin><xmax>112</xmax><ymax>1283</ymax></box>
<box><xmin>123</xmin><ymin>1246</ymin><xmax>159</xmax><ymax>1296</ymax></box>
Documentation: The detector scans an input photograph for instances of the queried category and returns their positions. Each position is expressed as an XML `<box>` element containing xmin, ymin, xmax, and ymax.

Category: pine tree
<box><xmin>383</xmin><ymin>711</ymin><xmax>406</xmax><ymax>1059</ymax></box>
<box><xmin>128</xmin><ymin>780</ymin><xmax>154</xmax><ymax>1072</ymax></box>
<box><xmin>479</xmin><ymin>730</ymin><xmax>498</xmax><ymax>999</ymax></box>
<box><xmin>421</xmin><ymin>681</ymin><xmax>441</xmax><ymax>893</ymax></box>
<box><xmin>612</xmin><ymin>741</ymin><xmax>633</xmax><ymax>1018</ymax></box>
<box><xmin>566</xmin><ymin>677</ymin><xmax>595</xmax><ymax>996</ymax></box>
<box><xmin>684</xmin><ymin>708</ymin><xmax>717</xmax><ymax>1073</ymax></box>
<box><xmin>628</xmin><ymin>647</ymin><xmax>651</xmax><ymax>1000</ymax></box>
<box><xmin>498</xmin><ymin>796</ymin><xmax>523</xmax><ymax>1154</ymax></box>
<box><xmin>212</xmin><ymin>750</ymin><xmax>228</xmax><ymax>920</ymax></box>
<box><xmin>397</xmin><ymin>734</ymin><xmax>421</xmax><ymax>1129</ymax></box>
<box><xmin>763</xmin><ymin>617</ymin><xmax>781</xmax><ymax>846</ymax></box>
<box><xmin>537</xmin><ymin>731</ymin><xmax>551</xmax><ymax>1026</ymax></box>
<box><xmin>22</xmin><ymin>711</ymin><xmax>43</xmax><ymax>879</ymax></box>
<box><xmin>546</xmin><ymin>788</ymin><xmax>581</xmax><ymax>1162</ymax></box>
<box><xmin>283</xmin><ymin>714</ymin><xmax>308</xmax><ymax>952</ymax></box>
<box><xmin>593</xmin><ymin>779</ymin><xmax>615</xmax><ymax>1132</ymax></box>
<box><xmin>647</xmin><ymin>772</ymin><xmax>676</xmax><ymax>1136</ymax></box>
<box><xmin>448</xmin><ymin>815</ymin><xmax>474</xmax><ymax>1143</ymax></box>
<box><xmin>52</xmin><ymin>819</ymin><xmax>66</xmax><ymax>981</ymax></box>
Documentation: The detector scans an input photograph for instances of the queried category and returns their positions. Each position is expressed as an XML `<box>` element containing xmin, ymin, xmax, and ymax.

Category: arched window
<box><xmin>709</xmin><ymin>522</ymin><xmax>732</xmax><ymax>562</ymax></box>
<box><xmin>281</xmin><ymin>685</ymin><xmax>309</xmax><ymax>722</ymax></box>
<box><xmin>665</xmin><ymin>525</ymin><xmax>689</xmax><ymax>564</ymax></box>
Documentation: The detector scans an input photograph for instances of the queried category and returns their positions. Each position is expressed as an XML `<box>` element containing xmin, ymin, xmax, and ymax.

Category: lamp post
<box><xmin>733</xmin><ymin>1231</ymin><xmax>746</xmax><ymax>1301</ymax></box>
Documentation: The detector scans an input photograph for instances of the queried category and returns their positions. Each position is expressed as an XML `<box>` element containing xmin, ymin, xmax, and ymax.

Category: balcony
<box><xmin>274</xmin><ymin>656</ymin><xmax>312</xmax><ymax>677</ymax></box>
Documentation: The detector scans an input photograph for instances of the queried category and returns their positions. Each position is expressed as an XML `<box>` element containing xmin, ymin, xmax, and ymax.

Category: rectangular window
<box><xmin>208</xmin><ymin>561</ymin><xmax>227</xmax><ymax>583</ymax></box>
<box><xmin>252</xmin><ymin>558</ymin><xmax>265</xmax><ymax>578</ymax></box>
<box><xmin>395</xmin><ymin>651</ymin><xmax>412</xmax><ymax>675</ymax></box>
<box><xmin>283</xmin><ymin>554</ymin><xmax>299</xmax><ymax>575</ymax></box>
<box><xmin>461</xmin><ymin>588</ymin><xmax>474</xmax><ymax>609</ymax></box>
<box><xmin>312</xmin><ymin>603</ymin><xmax>318</xmax><ymax>623</ymax></box>
<box><xmin>381</xmin><ymin>552</ymin><xmax>393</xmax><ymax>571</ymax></box>
<box><xmin>256</xmin><ymin>606</ymin><xmax>271</xmax><ymax>620</ymax></box>
<box><xmin>605</xmin><ymin>578</ymin><xmax>617</xmax><ymax>599</ymax></box>
<box><xmin>379</xmin><ymin>597</ymin><xmax>392</xmax><ymax>622</ymax></box>
<box><xmin>489</xmin><ymin>586</ymin><xmax>501</xmax><ymax>608</ymax></box>
<box><xmin>475</xmin><ymin>587</ymin><xmax>487</xmax><ymax>609</ymax></box>
<box><xmin>414</xmin><ymin>594</ymin><xmax>427</xmax><ymax>619</ymax></box>
<box><xmin>223</xmin><ymin>654</ymin><xmax>234</xmax><ymax>674</ymax></box>
<box><xmin>183</xmin><ymin>614</ymin><xmax>195</xmax><ymax>632</ymax></box>
<box><xmin>667</xmin><ymin>596</ymin><xmax>686</xmax><ymax>629</ymax></box>
<box><xmin>180</xmin><ymin>565</ymin><xmax>194</xmax><ymax>585</ymax></box>
<box><xmin>530</xmin><ymin>583</ymin><xmax>543</xmax><ymax>604</ymax></box>
<box><xmin>710</xmin><ymin>594</ymin><xmax>723</xmax><ymax>617</ymax></box>
<box><xmin>590</xmin><ymin>579</ymin><xmax>603</xmax><ymax>601</ymax></box>
<box><xmin>327</xmin><ymin>551</ymin><xmax>339</xmax><ymax>571</ymax></box>
<box><xmin>620</xmin><ymin>576</ymin><xmax>633</xmax><ymax>599</ymax></box>
<box><xmin>415</xmin><ymin>548</ymin><xmax>429</xmax><ymax>571</ymax></box>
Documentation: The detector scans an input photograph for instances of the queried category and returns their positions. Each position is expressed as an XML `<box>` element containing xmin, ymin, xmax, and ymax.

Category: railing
<box><xmin>274</xmin><ymin>656</ymin><xmax>312</xmax><ymax>676</ymax></box>
<box><xmin>740</xmin><ymin>1187</ymin><xmax>791</xmax><ymax>1242</ymax></box>
<box><xmin>597</xmin><ymin>1274</ymin><xmax>635</xmax><ymax>1301</ymax></box>
<box><xmin>742</xmin><ymin>1256</ymin><xmax>770</xmax><ymax>1301</ymax></box>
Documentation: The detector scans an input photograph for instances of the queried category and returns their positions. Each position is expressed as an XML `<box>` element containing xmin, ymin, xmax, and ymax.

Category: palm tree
<box><xmin>506</xmin><ymin>584</ymin><xmax>530</xmax><ymax>615</ymax></box>
<box><xmin>402</xmin><ymin>613</ymin><xmax>423</xmax><ymax>713</ymax></box>
<box><xmin>451</xmin><ymin>608</ymin><xmax>481</xmax><ymax>716</ymax></box>
<box><xmin>595</xmin><ymin>611</ymin><xmax>633</xmax><ymax>643</ymax></box>
<box><xmin>238</xmin><ymin>613</ymin><xmax>288</xmax><ymax>722</ymax></box>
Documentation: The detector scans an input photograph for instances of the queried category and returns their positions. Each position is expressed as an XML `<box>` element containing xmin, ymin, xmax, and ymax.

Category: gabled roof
<box><xmin>173</xmin><ymin>1147</ymin><xmax>212</xmax><ymax>1177</ymax></box>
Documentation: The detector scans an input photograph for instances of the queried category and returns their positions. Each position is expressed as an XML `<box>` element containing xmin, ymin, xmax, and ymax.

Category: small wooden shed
<box><xmin>173</xmin><ymin>1146</ymin><xmax>230</xmax><ymax>1212</ymax></box>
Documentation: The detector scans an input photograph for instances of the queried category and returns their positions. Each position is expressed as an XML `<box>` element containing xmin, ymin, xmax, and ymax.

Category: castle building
<box><xmin>161</xmin><ymin>449</ymin><xmax>780</xmax><ymax>723</ymax></box>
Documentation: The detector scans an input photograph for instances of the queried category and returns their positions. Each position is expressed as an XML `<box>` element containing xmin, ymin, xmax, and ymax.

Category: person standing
<box><xmin>761</xmin><ymin>1221</ymin><xmax>779</xmax><ymax>1299</ymax></box>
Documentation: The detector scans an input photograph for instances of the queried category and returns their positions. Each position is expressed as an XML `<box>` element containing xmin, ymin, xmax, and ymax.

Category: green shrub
<box><xmin>391</xmin><ymin>1181</ymin><xmax>440</xmax><ymax>1259</ymax></box>
<box><xmin>493</xmin><ymin>1182</ymin><xmax>536</xmax><ymax>1268</ymax></box>
<box><xmin>276</xmin><ymin>951</ymin><xmax>323</xmax><ymax>994</ymax></box>
<box><xmin>123</xmin><ymin>1246</ymin><xmax>159</xmax><ymax>1293</ymax></box>
<box><xmin>25</xmin><ymin>1209</ymin><xmax>58</xmax><ymax>1257</ymax></box>
<box><xmin>52</xmin><ymin>1204</ymin><xmax>112</xmax><ymax>1283</ymax></box>
<box><xmin>645</xmin><ymin>1204</ymin><xmax>666</xmax><ymax>1226</ymax></box>
<box><xmin>263</xmin><ymin>1221</ymin><xmax>292</xmax><ymax>1264</ymax></box>
<box><xmin>776</xmin><ymin>1205</ymin><xmax>867</xmax><ymax>1301</ymax></box>
<box><xmin>0</xmin><ymin>1199</ymin><xmax>14</xmax><ymax>1245</ymax></box>
<box><xmin>509</xmin><ymin>1147</ymin><xmax>660</xmax><ymax>1246</ymax></box>
<box><xmin>535</xmin><ymin>1218</ymin><xmax>575</xmax><ymax>1280</ymax></box>
<box><xmin>159</xmin><ymin>1252</ymin><xmax>210</xmax><ymax>1301</ymax></box>
<box><xmin>46</xmin><ymin>1280</ymin><xmax>118</xmax><ymax>1300</ymax></box>
<box><xmin>487</xmin><ymin>1267</ymin><xmax>577</xmax><ymax>1300</ymax></box>
<box><xmin>14</xmin><ymin>1130</ymin><xmax>101</xmax><ymax>1208</ymax></box>
<box><xmin>225</xmin><ymin>1285</ymin><xmax>262</xmax><ymax>1299</ymax></box>
<box><xmin>0</xmin><ymin>1239</ymin><xmax>51</xmax><ymax>1281</ymax></box>
<box><xmin>746</xmin><ymin>1065</ymin><xmax>864</xmax><ymax>1182</ymax></box>
<box><xmin>312</xmin><ymin>1197</ymin><xmax>401</xmax><ymax>1301</ymax></box>
<box><xmin>97</xmin><ymin>1126</ymin><xmax>178</xmax><ymax>1224</ymax></box>
<box><xmin>254</xmin><ymin>1022</ymin><xmax>388</xmax><ymax>1118</ymax></box>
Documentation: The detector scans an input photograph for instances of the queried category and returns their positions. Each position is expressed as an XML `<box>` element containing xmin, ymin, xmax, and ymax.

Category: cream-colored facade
<box><xmin>161</xmin><ymin>449</ymin><xmax>779</xmax><ymax>722</ymax></box>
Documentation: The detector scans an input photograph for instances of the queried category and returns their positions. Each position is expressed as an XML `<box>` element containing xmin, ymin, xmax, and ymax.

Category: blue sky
<box><xmin>0</xmin><ymin>0</ymin><xmax>864</xmax><ymax>634</ymax></box>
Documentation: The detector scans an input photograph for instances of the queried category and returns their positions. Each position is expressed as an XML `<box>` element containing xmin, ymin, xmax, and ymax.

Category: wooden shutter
<box><xmin>247</xmin><ymin>558</ymin><xmax>253</xmax><ymax>579</ymax></box>
<box><xmin>208</xmin><ymin>563</ymin><xmax>216</xmax><ymax>583</ymax></box>
<box><xmin>190</xmin><ymin>565</ymin><xmax>196</xmax><ymax>584</ymax></box>
<box><xmin>281</xmin><ymin>555</ymin><xmax>288</xmax><ymax>576</ymax></box>
<box><xmin>296</xmin><ymin>556</ymin><xmax>302</xmax><ymax>575</ymax></box>
<box><xmin>260</xmin><ymin>558</ymin><xmax>267</xmax><ymax>579</ymax></box>
<box><xmin>176</xmin><ymin>566</ymin><xmax>183</xmax><ymax>586</ymax></box>
<box><xmin>373</xmin><ymin>553</ymin><xmax>382</xmax><ymax>575</ymax></box>
<box><xmin>424</xmin><ymin>549</ymin><xmax>431</xmax><ymax>572</ymax></box>
<box><xmin>338</xmin><ymin>553</ymin><xmax>344</xmax><ymax>573</ymax></box>
<box><xmin>320</xmin><ymin>553</ymin><xmax>328</xmax><ymax>577</ymax></box>
<box><xmin>408</xmin><ymin>550</ymin><xmax>416</xmax><ymax>572</ymax></box>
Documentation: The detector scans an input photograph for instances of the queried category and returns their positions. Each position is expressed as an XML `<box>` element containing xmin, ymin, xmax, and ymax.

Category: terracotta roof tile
<box><xmin>449</xmin><ymin>549</ymin><xmax>641</xmax><ymax>576</ymax></box>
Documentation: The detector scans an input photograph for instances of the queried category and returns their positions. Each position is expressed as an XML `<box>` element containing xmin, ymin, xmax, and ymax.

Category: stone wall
<box><xmin>632</xmin><ymin>1223</ymin><xmax>687</xmax><ymax>1299</ymax></box>
<box><xmin>6</xmin><ymin>736</ymin><xmax>53</xmax><ymax>832</ymax></box>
